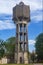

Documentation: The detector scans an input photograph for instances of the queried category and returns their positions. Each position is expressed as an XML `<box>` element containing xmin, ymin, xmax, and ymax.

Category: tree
<box><xmin>0</xmin><ymin>48</ymin><xmax>5</xmax><ymax>59</ymax></box>
<box><xmin>0</xmin><ymin>37</ymin><xmax>16</xmax><ymax>60</ymax></box>
<box><xmin>4</xmin><ymin>37</ymin><xmax>16</xmax><ymax>55</ymax></box>
<box><xmin>0</xmin><ymin>39</ymin><xmax>5</xmax><ymax>59</ymax></box>
<box><xmin>31</xmin><ymin>51</ymin><xmax>35</xmax><ymax>63</ymax></box>
<box><xmin>35</xmin><ymin>33</ymin><xmax>43</xmax><ymax>62</ymax></box>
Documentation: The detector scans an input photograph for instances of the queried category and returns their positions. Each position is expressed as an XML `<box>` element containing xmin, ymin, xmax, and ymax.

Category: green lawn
<box><xmin>0</xmin><ymin>64</ymin><xmax>33</xmax><ymax>65</ymax></box>
<box><xmin>0</xmin><ymin>63</ymin><xmax>43</xmax><ymax>65</ymax></box>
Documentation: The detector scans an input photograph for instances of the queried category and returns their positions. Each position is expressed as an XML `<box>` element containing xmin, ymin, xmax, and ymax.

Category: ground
<box><xmin>0</xmin><ymin>64</ymin><xmax>32</xmax><ymax>65</ymax></box>
<box><xmin>0</xmin><ymin>64</ymin><xmax>43</xmax><ymax>65</ymax></box>
<box><xmin>0</xmin><ymin>64</ymin><xmax>33</xmax><ymax>65</ymax></box>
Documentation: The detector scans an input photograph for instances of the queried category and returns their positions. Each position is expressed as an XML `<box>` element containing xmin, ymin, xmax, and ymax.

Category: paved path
<box><xmin>34</xmin><ymin>64</ymin><xmax>43</xmax><ymax>65</ymax></box>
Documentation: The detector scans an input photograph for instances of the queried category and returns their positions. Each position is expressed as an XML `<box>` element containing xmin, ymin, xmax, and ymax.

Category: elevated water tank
<box><xmin>13</xmin><ymin>2</ymin><xmax>30</xmax><ymax>22</ymax></box>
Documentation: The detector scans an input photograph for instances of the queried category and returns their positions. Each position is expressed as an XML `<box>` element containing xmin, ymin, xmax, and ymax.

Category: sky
<box><xmin>0</xmin><ymin>0</ymin><xmax>43</xmax><ymax>52</ymax></box>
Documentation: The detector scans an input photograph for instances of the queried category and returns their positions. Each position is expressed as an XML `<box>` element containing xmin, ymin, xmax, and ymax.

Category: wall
<box><xmin>0</xmin><ymin>57</ymin><xmax>7</xmax><ymax>64</ymax></box>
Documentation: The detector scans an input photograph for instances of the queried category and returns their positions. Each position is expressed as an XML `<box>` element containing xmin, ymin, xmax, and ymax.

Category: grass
<box><xmin>0</xmin><ymin>63</ymin><xmax>43</xmax><ymax>65</ymax></box>
<box><xmin>0</xmin><ymin>64</ymin><xmax>33</xmax><ymax>65</ymax></box>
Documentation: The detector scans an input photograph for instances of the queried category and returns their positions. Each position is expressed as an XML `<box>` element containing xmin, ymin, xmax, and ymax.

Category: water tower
<box><xmin>12</xmin><ymin>2</ymin><xmax>30</xmax><ymax>64</ymax></box>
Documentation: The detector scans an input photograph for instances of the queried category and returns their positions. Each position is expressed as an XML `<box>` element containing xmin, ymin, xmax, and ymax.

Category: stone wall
<box><xmin>0</xmin><ymin>57</ymin><xmax>7</xmax><ymax>64</ymax></box>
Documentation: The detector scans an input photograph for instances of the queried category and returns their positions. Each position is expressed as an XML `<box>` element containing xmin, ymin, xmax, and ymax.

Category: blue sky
<box><xmin>0</xmin><ymin>0</ymin><xmax>43</xmax><ymax>52</ymax></box>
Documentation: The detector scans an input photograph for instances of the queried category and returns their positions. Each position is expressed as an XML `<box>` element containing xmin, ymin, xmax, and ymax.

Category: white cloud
<box><xmin>22</xmin><ymin>0</ymin><xmax>42</xmax><ymax>12</ymax></box>
<box><xmin>28</xmin><ymin>39</ymin><xmax>36</xmax><ymax>45</ymax></box>
<box><xmin>0</xmin><ymin>0</ymin><xmax>16</xmax><ymax>14</ymax></box>
<box><xmin>0</xmin><ymin>0</ymin><xmax>42</xmax><ymax>14</ymax></box>
<box><xmin>31</xmin><ymin>13</ymin><xmax>43</xmax><ymax>23</ymax></box>
<box><xmin>0</xmin><ymin>0</ymin><xmax>42</xmax><ymax>30</ymax></box>
<box><xmin>0</xmin><ymin>20</ymin><xmax>16</xmax><ymax>30</ymax></box>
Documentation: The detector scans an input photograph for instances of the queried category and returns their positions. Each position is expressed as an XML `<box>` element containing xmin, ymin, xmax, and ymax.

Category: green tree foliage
<box><xmin>4</xmin><ymin>37</ymin><xmax>16</xmax><ymax>55</ymax></box>
<box><xmin>35</xmin><ymin>33</ymin><xmax>43</xmax><ymax>62</ymax></box>
<box><xmin>0</xmin><ymin>37</ymin><xmax>16</xmax><ymax>58</ymax></box>
<box><xmin>0</xmin><ymin>48</ymin><xmax>5</xmax><ymax>59</ymax></box>
<box><xmin>0</xmin><ymin>39</ymin><xmax>5</xmax><ymax>59</ymax></box>
<box><xmin>31</xmin><ymin>51</ymin><xmax>37</xmax><ymax>63</ymax></box>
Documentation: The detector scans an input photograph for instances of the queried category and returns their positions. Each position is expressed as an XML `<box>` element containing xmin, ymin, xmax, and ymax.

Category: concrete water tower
<box><xmin>12</xmin><ymin>2</ymin><xmax>30</xmax><ymax>64</ymax></box>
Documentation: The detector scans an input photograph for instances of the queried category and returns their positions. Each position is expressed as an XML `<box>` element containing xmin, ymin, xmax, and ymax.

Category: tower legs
<box><xmin>15</xmin><ymin>22</ymin><xmax>29</xmax><ymax>64</ymax></box>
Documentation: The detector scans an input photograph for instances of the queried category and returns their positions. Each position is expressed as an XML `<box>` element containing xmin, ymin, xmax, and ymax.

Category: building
<box><xmin>0</xmin><ymin>54</ymin><xmax>14</xmax><ymax>64</ymax></box>
<box><xmin>13</xmin><ymin>2</ymin><xmax>30</xmax><ymax>64</ymax></box>
<box><xmin>0</xmin><ymin>57</ymin><xmax>7</xmax><ymax>64</ymax></box>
